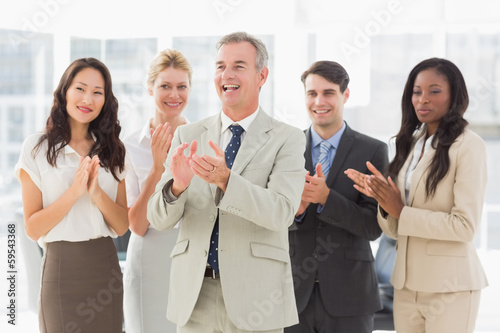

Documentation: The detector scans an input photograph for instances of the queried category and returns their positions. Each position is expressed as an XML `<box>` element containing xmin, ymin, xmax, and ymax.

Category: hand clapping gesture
<box><xmin>170</xmin><ymin>140</ymin><xmax>197</xmax><ymax>196</ymax></box>
<box><xmin>69</xmin><ymin>155</ymin><xmax>103</xmax><ymax>201</ymax></box>
<box><xmin>87</xmin><ymin>155</ymin><xmax>101</xmax><ymax>200</ymax></box>
<box><xmin>190</xmin><ymin>140</ymin><xmax>231</xmax><ymax>192</ymax></box>
<box><xmin>296</xmin><ymin>163</ymin><xmax>330</xmax><ymax>216</ymax></box>
<box><xmin>150</xmin><ymin>122</ymin><xmax>173</xmax><ymax>172</ymax></box>
<box><xmin>70</xmin><ymin>156</ymin><xmax>92</xmax><ymax>199</ymax></box>
<box><xmin>345</xmin><ymin>161</ymin><xmax>404</xmax><ymax>218</ymax></box>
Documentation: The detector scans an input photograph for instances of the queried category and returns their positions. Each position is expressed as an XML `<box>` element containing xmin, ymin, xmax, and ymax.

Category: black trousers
<box><xmin>285</xmin><ymin>282</ymin><xmax>374</xmax><ymax>333</ymax></box>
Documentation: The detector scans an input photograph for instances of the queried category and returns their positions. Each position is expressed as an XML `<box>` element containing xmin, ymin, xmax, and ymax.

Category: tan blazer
<box><xmin>147</xmin><ymin>109</ymin><xmax>304</xmax><ymax>330</ymax></box>
<box><xmin>378</xmin><ymin>128</ymin><xmax>488</xmax><ymax>293</ymax></box>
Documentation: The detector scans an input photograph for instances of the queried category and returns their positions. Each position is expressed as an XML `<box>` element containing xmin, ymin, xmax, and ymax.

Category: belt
<box><xmin>204</xmin><ymin>265</ymin><xmax>220</xmax><ymax>279</ymax></box>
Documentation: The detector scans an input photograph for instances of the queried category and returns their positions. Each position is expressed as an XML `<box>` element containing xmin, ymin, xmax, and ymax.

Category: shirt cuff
<box><xmin>162</xmin><ymin>179</ymin><xmax>178</xmax><ymax>203</ymax></box>
<box><xmin>294</xmin><ymin>211</ymin><xmax>306</xmax><ymax>224</ymax></box>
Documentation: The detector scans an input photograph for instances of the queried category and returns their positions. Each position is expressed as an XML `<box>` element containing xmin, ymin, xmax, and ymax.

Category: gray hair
<box><xmin>216</xmin><ymin>31</ymin><xmax>268</xmax><ymax>71</ymax></box>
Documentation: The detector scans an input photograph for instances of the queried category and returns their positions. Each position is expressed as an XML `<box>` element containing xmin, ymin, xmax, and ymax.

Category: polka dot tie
<box><xmin>208</xmin><ymin>124</ymin><xmax>244</xmax><ymax>273</ymax></box>
<box><xmin>224</xmin><ymin>125</ymin><xmax>244</xmax><ymax>169</ymax></box>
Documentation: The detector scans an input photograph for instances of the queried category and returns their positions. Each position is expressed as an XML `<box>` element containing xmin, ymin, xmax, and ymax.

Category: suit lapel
<box><xmin>396</xmin><ymin>129</ymin><xmax>435</xmax><ymax>206</ymax></box>
<box><xmin>304</xmin><ymin>128</ymin><xmax>314</xmax><ymax>173</ymax></box>
<box><xmin>231</xmin><ymin>108</ymin><xmax>271</xmax><ymax>174</ymax></box>
<box><xmin>201</xmin><ymin>114</ymin><xmax>222</xmax><ymax>198</ymax></box>
<box><xmin>326</xmin><ymin>124</ymin><xmax>354</xmax><ymax>184</ymax></box>
<box><xmin>398</xmin><ymin>150</ymin><xmax>413</xmax><ymax>204</ymax></box>
<box><xmin>408</xmin><ymin>141</ymin><xmax>435</xmax><ymax>205</ymax></box>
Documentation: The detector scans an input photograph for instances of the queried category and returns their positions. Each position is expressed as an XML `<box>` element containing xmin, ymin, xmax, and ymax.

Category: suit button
<box><xmin>312</xmin><ymin>253</ymin><xmax>318</xmax><ymax>259</ymax></box>
<box><xmin>209</xmin><ymin>215</ymin><xmax>215</xmax><ymax>222</ymax></box>
<box><xmin>202</xmin><ymin>250</ymin><xmax>208</xmax><ymax>257</ymax></box>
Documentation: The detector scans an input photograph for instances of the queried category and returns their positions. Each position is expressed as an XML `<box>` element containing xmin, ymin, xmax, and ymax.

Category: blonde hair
<box><xmin>147</xmin><ymin>49</ymin><xmax>192</xmax><ymax>87</ymax></box>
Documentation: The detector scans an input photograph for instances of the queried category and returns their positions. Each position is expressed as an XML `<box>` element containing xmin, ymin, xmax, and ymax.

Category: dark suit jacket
<box><xmin>289</xmin><ymin>123</ymin><xmax>388</xmax><ymax>317</ymax></box>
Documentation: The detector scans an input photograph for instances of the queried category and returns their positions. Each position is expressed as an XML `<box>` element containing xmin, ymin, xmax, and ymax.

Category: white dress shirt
<box><xmin>123</xmin><ymin>120</ymin><xmax>179</xmax><ymax>333</ymax></box>
<box><xmin>405</xmin><ymin>133</ymin><xmax>434</xmax><ymax>204</ymax></box>
<box><xmin>124</xmin><ymin>121</ymin><xmax>153</xmax><ymax>209</ymax></box>
<box><xmin>219</xmin><ymin>108</ymin><xmax>259</xmax><ymax>148</ymax></box>
<box><xmin>15</xmin><ymin>133</ymin><xmax>125</xmax><ymax>248</ymax></box>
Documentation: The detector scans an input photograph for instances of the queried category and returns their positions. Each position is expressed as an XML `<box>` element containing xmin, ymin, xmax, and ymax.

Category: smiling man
<box><xmin>148</xmin><ymin>32</ymin><xmax>306</xmax><ymax>333</ymax></box>
<box><xmin>286</xmin><ymin>60</ymin><xmax>389</xmax><ymax>333</ymax></box>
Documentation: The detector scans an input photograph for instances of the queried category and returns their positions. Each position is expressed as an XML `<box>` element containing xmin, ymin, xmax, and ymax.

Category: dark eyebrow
<box><xmin>414</xmin><ymin>84</ymin><xmax>443</xmax><ymax>88</ymax></box>
<box><xmin>215</xmin><ymin>60</ymin><xmax>248</xmax><ymax>65</ymax></box>
<box><xmin>77</xmin><ymin>81</ymin><xmax>104</xmax><ymax>90</ymax></box>
<box><xmin>306</xmin><ymin>89</ymin><xmax>337</xmax><ymax>94</ymax></box>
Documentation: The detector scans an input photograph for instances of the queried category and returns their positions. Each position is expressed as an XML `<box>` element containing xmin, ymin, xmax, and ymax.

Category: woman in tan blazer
<box><xmin>345</xmin><ymin>58</ymin><xmax>488</xmax><ymax>333</ymax></box>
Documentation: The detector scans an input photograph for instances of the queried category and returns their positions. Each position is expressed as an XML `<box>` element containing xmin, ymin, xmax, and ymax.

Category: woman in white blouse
<box><xmin>16</xmin><ymin>58</ymin><xmax>128</xmax><ymax>332</ymax></box>
<box><xmin>345</xmin><ymin>58</ymin><xmax>488</xmax><ymax>333</ymax></box>
<box><xmin>123</xmin><ymin>49</ymin><xmax>191</xmax><ymax>333</ymax></box>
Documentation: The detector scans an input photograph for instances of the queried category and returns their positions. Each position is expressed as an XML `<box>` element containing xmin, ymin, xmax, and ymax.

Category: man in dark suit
<box><xmin>286</xmin><ymin>60</ymin><xmax>389</xmax><ymax>333</ymax></box>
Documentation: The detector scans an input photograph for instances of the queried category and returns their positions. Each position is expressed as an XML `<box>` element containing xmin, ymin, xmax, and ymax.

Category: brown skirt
<box><xmin>39</xmin><ymin>237</ymin><xmax>123</xmax><ymax>333</ymax></box>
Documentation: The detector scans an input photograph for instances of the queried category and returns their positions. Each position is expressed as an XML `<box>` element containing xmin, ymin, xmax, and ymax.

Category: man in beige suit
<box><xmin>147</xmin><ymin>32</ymin><xmax>305</xmax><ymax>332</ymax></box>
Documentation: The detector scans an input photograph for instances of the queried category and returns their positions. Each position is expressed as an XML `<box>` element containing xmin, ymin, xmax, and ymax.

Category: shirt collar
<box><xmin>415</xmin><ymin>131</ymin><xmax>434</xmax><ymax>151</ymax></box>
<box><xmin>63</xmin><ymin>132</ymin><xmax>98</xmax><ymax>155</ymax></box>
<box><xmin>138</xmin><ymin>120</ymin><xmax>152</xmax><ymax>144</ymax></box>
<box><xmin>311</xmin><ymin>121</ymin><xmax>346</xmax><ymax>149</ymax></box>
<box><xmin>220</xmin><ymin>107</ymin><xmax>259</xmax><ymax>134</ymax></box>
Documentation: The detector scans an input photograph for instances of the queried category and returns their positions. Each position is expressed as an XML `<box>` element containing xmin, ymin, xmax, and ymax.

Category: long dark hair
<box><xmin>388</xmin><ymin>58</ymin><xmax>469</xmax><ymax>197</ymax></box>
<box><xmin>34</xmin><ymin>57</ymin><xmax>125</xmax><ymax>181</ymax></box>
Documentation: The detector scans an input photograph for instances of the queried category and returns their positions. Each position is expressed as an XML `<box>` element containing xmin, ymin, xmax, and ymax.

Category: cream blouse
<box><xmin>15</xmin><ymin>133</ymin><xmax>125</xmax><ymax>248</ymax></box>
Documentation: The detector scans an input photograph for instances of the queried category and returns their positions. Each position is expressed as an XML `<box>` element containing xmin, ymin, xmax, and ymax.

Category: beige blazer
<box><xmin>147</xmin><ymin>109</ymin><xmax>305</xmax><ymax>330</ymax></box>
<box><xmin>378</xmin><ymin>129</ymin><xmax>488</xmax><ymax>293</ymax></box>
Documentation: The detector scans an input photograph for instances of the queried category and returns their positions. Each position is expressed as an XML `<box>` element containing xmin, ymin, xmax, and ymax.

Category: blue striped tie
<box><xmin>318</xmin><ymin>141</ymin><xmax>331</xmax><ymax>177</ymax></box>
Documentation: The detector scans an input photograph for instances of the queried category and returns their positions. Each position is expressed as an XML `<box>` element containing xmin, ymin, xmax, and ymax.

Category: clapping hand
<box><xmin>301</xmin><ymin>163</ymin><xmax>330</xmax><ymax>206</ymax></box>
<box><xmin>150</xmin><ymin>122</ymin><xmax>173</xmax><ymax>171</ymax></box>
<box><xmin>344</xmin><ymin>161</ymin><xmax>386</xmax><ymax>198</ymax></box>
<box><xmin>170</xmin><ymin>140</ymin><xmax>197</xmax><ymax>196</ymax></box>
<box><xmin>70</xmin><ymin>156</ymin><xmax>92</xmax><ymax>199</ymax></box>
<box><xmin>70</xmin><ymin>155</ymin><xmax>102</xmax><ymax>201</ymax></box>
<box><xmin>189</xmin><ymin>140</ymin><xmax>230</xmax><ymax>192</ymax></box>
<box><xmin>345</xmin><ymin>161</ymin><xmax>404</xmax><ymax>218</ymax></box>
<box><xmin>87</xmin><ymin>155</ymin><xmax>101</xmax><ymax>200</ymax></box>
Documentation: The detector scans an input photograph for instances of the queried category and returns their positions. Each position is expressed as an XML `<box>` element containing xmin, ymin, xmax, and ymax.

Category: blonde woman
<box><xmin>123</xmin><ymin>49</ymin><xmax>192</xmax><ymax>332</ymax></box>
